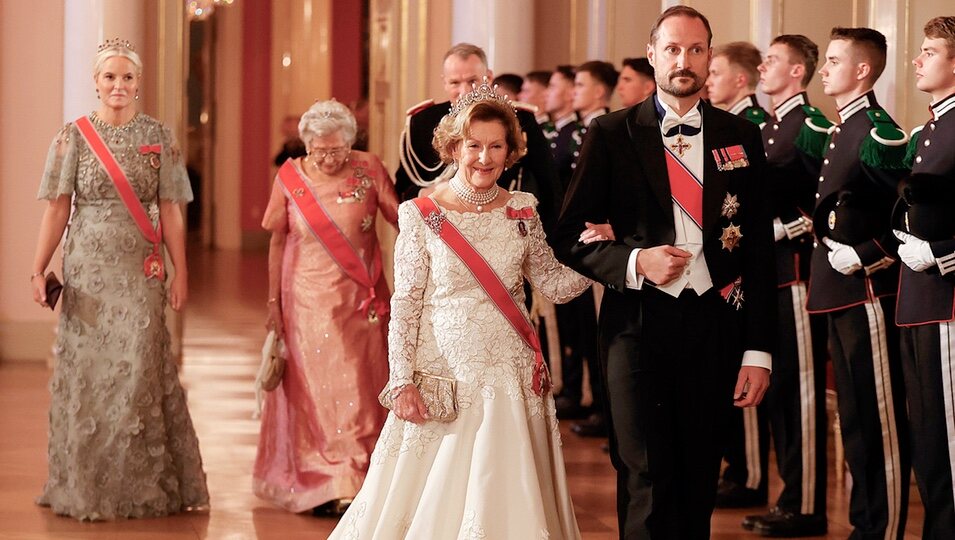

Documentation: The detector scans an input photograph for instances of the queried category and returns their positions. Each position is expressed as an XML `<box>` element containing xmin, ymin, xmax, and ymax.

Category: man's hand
<box><xmin>636</xmin><ymin>245</ymin><xmax>692</xmax><ymax>285</ymax></box>
<box><xmin>822</xmin><ymin>238</ymin><xmax>862</xmax><ymax>275</ymax></box>
<box><xmin>894</xmin><ymin>230</ymin><xmax>937</xmax><ymax>272</ymax></box>
<box><xmin>733</xmin><ymin>366</ymin><xmax>770</xmax><ymax>408</ymax></box>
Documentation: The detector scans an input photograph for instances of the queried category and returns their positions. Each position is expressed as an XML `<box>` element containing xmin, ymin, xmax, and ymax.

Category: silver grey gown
<box><xmin>35</xmin><ymin>112</ymin><xmax>209</xmax><ymax>521</ymax></box>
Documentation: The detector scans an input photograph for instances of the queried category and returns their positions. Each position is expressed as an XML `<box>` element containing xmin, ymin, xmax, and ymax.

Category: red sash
<box><xmin>75</xmin><ymin>116</ymin><xmax>165</xmax><ymax>279</ymax></box>
<box><xmin>277</xmin><ymin>160</ymin><xmax>387</xmax><ymax>322</ymax></box>
<box><xmin>412</xmin><ymin>197</ymin><xmax>551</xmax><ymax>396</ymax></box>
<box><xmin>663</xmin><ymin>146</ymin><xmax>703</xmax><ymax>229</ymax></box>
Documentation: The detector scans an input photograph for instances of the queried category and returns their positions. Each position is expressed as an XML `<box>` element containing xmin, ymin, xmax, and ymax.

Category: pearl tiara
<box><xmin>449</xmin><ymin>77</ymin><xmax>516</xmax><ymax>118</ymax></box>
<box><xmin>97</xmin><ymin>37</ymin><xmax>136</xmax><ymax>54</ymax></box>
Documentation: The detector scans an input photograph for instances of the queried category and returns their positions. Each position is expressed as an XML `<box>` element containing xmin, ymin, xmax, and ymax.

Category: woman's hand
<box><xmin>393</xmin><ymin>384</ymin><xmax>429</xmax><ymax>424</ymax></box>
<box><xmin>579</xmin><ymin>221</ymin><xmax>616</xmax><ymax>244</ymax></box>
<box><xmin>169</xmin><ymin>272</ymin><xmax>188</xmax><ymax>311</ymax></box>
<box><xmin>31</xmin><ymin>274</ymin><xmax>48</xmax><ymax>307</ymax></box>
<box><xmin>266</xmin><ymin>300</ymin><xmax>284</xmax><ymax>338</ymax></box>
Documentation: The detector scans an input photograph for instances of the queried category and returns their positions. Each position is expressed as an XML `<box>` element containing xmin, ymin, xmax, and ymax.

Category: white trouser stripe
<box><xmin>864</xmin><ymin>301</ymin><xmax>902</xmax><ymax>540</ymax></box>
<box><xmin>940</xmin><ymin>322</ymin><xmax>955</xmax><ymax>509</ymax></box>
<box><xmin>791</xmin><ymin>283</ymin><xmax>816</xmax><ymax>514</ymax></box>
<box><xmin>744</xmin><ymin>407</ymin><xmax>761</xmax><ymax>489</ymax></box>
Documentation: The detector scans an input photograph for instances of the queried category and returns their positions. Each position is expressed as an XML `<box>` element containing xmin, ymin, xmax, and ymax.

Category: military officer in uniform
<box><xmin>395</xmin><ymin>43</ymin><xmax>562</xmax><ymax>234</ymax></box>
<box><xmin>808</xmin><ymin>27</ymin><xmax>911</xmax><ymax>540</ymax></box>
<box><xmin>520</xmin><ymin>70</ymin><xmax>555</xmax><ymax>127</ymax></box>
<box><xmin>616</xmin><ymin>57</ymin><xmax>656</xmax><ymax>109</ymax></box>
<box><xmin>705</xmin><ymin>39</ymin><xmax>773</xmax><ymax>510</ymax></box>
<box><xmin>740</xmin><ymin>34</ymin><xmax>830</xmax><ymax>537</ymax></box>
<box><xmin>894</xmin><ymin>16</ymin><xmax>955</xmax><ymax>539</ymax></box>
<box><xmin>707</xmin><ymin>42</ymin><xmax>770</xmax><ymax>128</ymax></box>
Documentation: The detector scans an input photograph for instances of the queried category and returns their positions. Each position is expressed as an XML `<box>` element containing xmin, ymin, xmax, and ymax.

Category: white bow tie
<box><xmin>661</xmin><ymin>108</ymin><xmax>702</xmax><ymax>137</ymax></box>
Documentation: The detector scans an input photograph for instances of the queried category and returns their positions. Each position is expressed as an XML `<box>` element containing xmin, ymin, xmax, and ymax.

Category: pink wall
<box><xmin>331</xmin><ymin>0</ymin><xmax>364</xmax><ymax>104</ymax></box>
<box><xmin>241</xmin><ymin>0</ymin><xmax>273</xmax><ymax>234</ymax></box>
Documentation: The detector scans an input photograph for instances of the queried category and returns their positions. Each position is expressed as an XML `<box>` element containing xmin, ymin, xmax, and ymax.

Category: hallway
<box><xmin>0</xmin><ymin>247</ymin><xmax>922</xmax><ymax>539</ymax></box>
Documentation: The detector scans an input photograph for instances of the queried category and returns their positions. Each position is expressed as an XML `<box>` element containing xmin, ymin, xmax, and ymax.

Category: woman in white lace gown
<box><xmin>328</xmin><ymin>83</ymin><xmax>604</xmax><ymax>539</ymax></box>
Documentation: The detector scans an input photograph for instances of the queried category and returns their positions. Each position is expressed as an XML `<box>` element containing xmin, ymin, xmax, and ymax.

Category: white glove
<box><xmin>822</xmin><ymin>237</ymin><xmax>862</xmax><ymax>275</ymax></box>
<box><xmin>893</xmin><ymin>229</ymin><xmax>937</xmax><ymax>272</ymax></box>
<box><xmin>773</xmin><ymin>218</ymin><xmax>787</xmax><ymax>242</ymax></box>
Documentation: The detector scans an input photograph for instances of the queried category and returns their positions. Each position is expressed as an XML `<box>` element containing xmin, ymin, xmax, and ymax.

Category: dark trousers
<box><xmin>763</xmin><ymin>283</ymin><xmax>829</xmax><ymax>515</ymax></box>
<box><xmin>722</xmin><ymin>390</ymin><xmax>770</xmax><ymax>496</ymax></box>
<box><xmin>900</xmin><ymin>321</ymin><xmax>955</xmax><ymax>539</ymax></box>
<box><xmin>828</xmin><ymin>296</ymin><xmax>910</xmax><ymax>540</ymax></box>
<box><xmin>557</xmin><ymin>288</ymin><xmax>602</xmax><ymax>410</ymax></box>
<box><xmin>602</xmin><ymin>287</ymin><xmax>740</xmax><ymax>539</ymax></box>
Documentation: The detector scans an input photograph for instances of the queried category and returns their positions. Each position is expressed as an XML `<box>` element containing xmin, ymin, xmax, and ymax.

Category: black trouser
<box><xmin>762</xmin><ymin>283</ymin><xmax>829</xmax><ymax>515</ymax></box>
<box><xmin>900</xmin><ymin>321</ymin><xmax>955</xmax><ymax>539</ymax></box>
<box><xmin>601</xmin><ymin>287</ymin><xmax>740</xmax><ymax>539</ymax></box>
<box><xmin>828</xmin><ymin>296</ymin><xmax>910</xmax><ymax>540</ymax></box>
<box><xmin>557</xmin><ymin>287</ymin><xmax>601</xmax><ymax>410</ymax></box>
<box><xmin>722</xmin><ymin>389</ymin><xmax>770</xmax><ymax>497</ymax></box>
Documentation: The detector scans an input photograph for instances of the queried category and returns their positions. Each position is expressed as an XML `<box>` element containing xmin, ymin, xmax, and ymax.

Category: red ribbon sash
<box><xmin>277</xmin><ymin>160</ymin><xmax>387</xmax><ymax>319</ymax></box>
<box><xmin>663</xmin><ymin>146</ymin><xmax>703</xmax><ymax>229</ymax></box>
<box><xmin>412</xmin><ymin>197</ymin><xmax>551</xmax><ymax>396</ymax></box>
<box><xmin>75</xmin><ymin>116</ymin><xmax>164</xmax><ymax>279</ymax></box>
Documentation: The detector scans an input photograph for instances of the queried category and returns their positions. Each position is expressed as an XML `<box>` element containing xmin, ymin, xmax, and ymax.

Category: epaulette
<box><xmin>512</xmin><ymin>100</ymin><xmax>539</xmax><ymax>115</ymax></box>
<box><xmin>794</xmin><ymin>105</ymin><xmax>834</xmax><ymax>159</ymax></box>
<box><xmin>405</xmin><ymin>99</ymin><xmax>434</xmax><ymax>117</ymax></box>
<box><xmin>860</xmin><ymin>109</ymin><xmax>909</xmax><ymax>170</ymax></box>
<box><xmin>903</xmin><ymin>125</ymin><xmax>924</xmax><ymax>169</ymax></box>
<box><xmin>743</xmin><ymin>106</ymin><xmax>767</xmax><ymax>127</ymax></box>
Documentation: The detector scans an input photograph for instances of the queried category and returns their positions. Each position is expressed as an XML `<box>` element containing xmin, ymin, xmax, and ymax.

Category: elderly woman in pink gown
<box><xmin>253</xmin><ymin>100</ymin><xmax>399</xmax><ymax>515</ymax></box>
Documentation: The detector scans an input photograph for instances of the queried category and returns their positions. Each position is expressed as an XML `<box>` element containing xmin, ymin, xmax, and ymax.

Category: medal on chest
<box><xmin>670</xmin><ymin>134</ymin><xmax>692</xmax><ymax>158</ymax></box>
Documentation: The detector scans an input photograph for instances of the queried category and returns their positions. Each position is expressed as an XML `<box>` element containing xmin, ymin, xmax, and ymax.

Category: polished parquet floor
<box><xmin>0</xmin><ymin>247</ymin><xmax>924</xmax><ymax>539</ymax></box>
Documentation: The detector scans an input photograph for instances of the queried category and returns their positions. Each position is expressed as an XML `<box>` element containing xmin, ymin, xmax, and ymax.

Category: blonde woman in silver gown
<box><xmin>29</xmin><ymin>39</ymin><xmax>208</xmax><ymax>521</ymax></box>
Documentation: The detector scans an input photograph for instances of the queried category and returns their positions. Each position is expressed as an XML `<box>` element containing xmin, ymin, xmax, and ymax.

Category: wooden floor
<box><xmin>0</xmin><ymin>247</ymin><xmax>924</xmax><ymax>539</ymax></box>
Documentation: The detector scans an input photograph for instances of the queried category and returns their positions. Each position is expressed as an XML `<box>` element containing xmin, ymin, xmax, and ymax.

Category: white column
<box><xmin>586</xmin><ymin>0</ymin><xmax>609</xmax><ymax>60</ymax></box>
<box><xmin>63</xmin><ymin>0</ymin><xmax>144</xmax><ymax>122</ymax></box>
<box><xmin>451</xmin><ymin>0</ymin><xmax>534</xmax><ymax>75</ymax></box>
<box><xmin>868</xmin><ymin>0</ymin><xmax>903</xmax><ymax>116</ymax></box>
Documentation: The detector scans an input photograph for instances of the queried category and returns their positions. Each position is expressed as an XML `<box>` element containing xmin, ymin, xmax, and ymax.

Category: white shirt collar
<box><xmin>554</xmin><ymin>113</ymin><xmax>577</xmax><ymax>131</ymax></box>
<box><xmin>932</xmin><ymin>92</ymin><xmax>955</xmax><ymax>120</ymax></box>
<box><xmin>729</xmin><ymin>94</ymin><xmax>757</xmax><ymax>116</ymax></box>
<box><xmin>838</xmin><ymin>93</ymin><xmax>871</xmax><ymax>123</ymax></box>
<box><xmin>774</xmin><ymin>92</ymin><xmax>807</xmax><ymax>120</ymax></box>
<box><xmin>656</xmin><ymin>95</ymin><xmax>703</xmax><ymax>136</ymax></box>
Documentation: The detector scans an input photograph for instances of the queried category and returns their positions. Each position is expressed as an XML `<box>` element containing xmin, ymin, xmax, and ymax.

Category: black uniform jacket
<box><xmin>394</xmin><ymin>100</ymin><xmax>563</xmax><ymax>234</ymax></box>
<box><xmin>762</xmin><ymin>93</ymin><xmax>821</xmax><ymax>287</ymax></box>
<box><xmin>553</xmin><ymin>95</ymin><xmax>777</xmax><ymax>355</ymax></box>
<box><xmin>807</xmin><ymin>91</ymin><xmax>908</xmax><ymax>313</ymax></box>
<box><xmin>896</xmin><ymin>92</ymin><xmax>955</xmax><ymax>326</ymax></box>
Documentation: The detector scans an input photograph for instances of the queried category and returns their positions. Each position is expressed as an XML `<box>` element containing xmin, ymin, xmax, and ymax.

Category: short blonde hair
<box><xmin>298</xmin><ymin>99</ymin><xmax>357</xmax><ymax>147</ymax></box>
<box><xmin>93</xmin><ymin>45</ymin><xmax>143</xmax><ymax>77</ymax></box>
<box><xmin>432</xmin><ymin>100</ymin><xmax>526</xmax><ymax>168</ymax></box>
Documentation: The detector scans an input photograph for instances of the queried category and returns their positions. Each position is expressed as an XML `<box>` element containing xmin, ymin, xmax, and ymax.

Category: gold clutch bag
<box><xmin>379</xmin><ymin>371</ymin><xmax>458</xmax><ymax>423</ymax></box>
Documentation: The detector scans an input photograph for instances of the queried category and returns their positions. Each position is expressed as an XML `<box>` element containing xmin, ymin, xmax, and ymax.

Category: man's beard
<box><xmin>658</xmin><ymin>69</ymin><xmax>706</xmax><ymax>98</ymax></box>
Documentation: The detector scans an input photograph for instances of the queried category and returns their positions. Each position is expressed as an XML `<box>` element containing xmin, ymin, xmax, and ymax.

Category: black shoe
<box><xmin>753</xmin><ymin>511</ymin><xmax>827</xmax><ymax>537</ymax></box>
<box><xmin>555</xmin><ymin>396</ymin><xmax>590</xmax><ymax>419</ymax></box>
<box><xmin>311</xmin><ymin>498</ymin><xmax>352</xmax><ymax>517</ymax></box>
<box><xmin>571</xmin><ymin>414</ymin><xmax>608</xmax><ymax>437</ymax></box>
<box><xmin>714</xmin><ymin>480</ymin><xmax>767</xmax><ymax>509</ymax></box>
<box><xmin>742</xmin><ymin>506</ymin><xmax>785</xmax><ymax>531</ymax></box>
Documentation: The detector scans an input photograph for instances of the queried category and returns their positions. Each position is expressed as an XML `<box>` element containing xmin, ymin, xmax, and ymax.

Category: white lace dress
<box><xmin>328</xmin><ymin>192</ymin><xmax>590</xmax><ymax>540</ymax></box>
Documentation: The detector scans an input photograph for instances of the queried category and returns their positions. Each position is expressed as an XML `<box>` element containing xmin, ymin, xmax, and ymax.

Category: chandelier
<box><xmin>186</xmin><ymin>0</ymin><xmax>236</xmax><ymax>21</ymax></box>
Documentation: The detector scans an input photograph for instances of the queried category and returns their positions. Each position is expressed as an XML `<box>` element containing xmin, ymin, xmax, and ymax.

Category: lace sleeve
<box><xmin>158</xmin><ymin>125</ymin><xmax>194</xmax><ymax>203</ymax></box>
<box><xmin>37</xmin><ymin>123</ymin><xmax>78</xmax><ymax>200</ymax></box>
<box><xmin>386</xmin><ymin>201</ymin><xmax>431</xmax><ymax>390</ymax></box>
<box><xmin>521</xmin><ymin>195</ymin><xmax>592</xmax><ymax>304</ymax></box>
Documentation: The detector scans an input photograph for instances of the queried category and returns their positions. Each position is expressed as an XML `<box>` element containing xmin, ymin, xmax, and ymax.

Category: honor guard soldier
<box><xmin>616</xmin><ymin>57</ymin><xmax>656</xmax><ymax>109</ymax></box>
<box><xmin>808</xmin><ymin>27</ymin><xmax>911</xmax><ymax>540</ymax></box>
<box><xmin>546</xmin><ymin>65</ymin><xmax>586</xmax><ymax>192</ymax></box>
<box><xmin>706</xmin><ymin>39</ymin><xmax>773</xmax><ymax>510</ymax></box>
<box><xmin>741</xmin><ymin>34</ymin><xmax>830</xmax><ymax>537</ymax></box>
<box><xmin>395</xmin><ymin>43</ymin><xmax>562</xmax><ymax>234</ymax></box>
<box><xmin>893</xmin><ymin>16</ymin><xmax>955</xmax><ymax>538</ymax></box>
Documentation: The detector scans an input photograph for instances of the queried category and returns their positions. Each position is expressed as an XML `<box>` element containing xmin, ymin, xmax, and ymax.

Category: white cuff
<box><xmin>741</xmin><ymin>350</ymin><xmax>772</xmax><ymax>372</ymax></box>
<box><xmin>773</xmin><ymin>218</ymin><xmax>786</xmax><ymax>242</ymax></box>
<box><xmin>626</xmin><ymin>248</ymin><xmax>645</xmax><ymax>289</ymax></box>
<box><xmin>939</xmin><ymin>251</ymin><xmax>955</xmax><ymax>276</ymax></box>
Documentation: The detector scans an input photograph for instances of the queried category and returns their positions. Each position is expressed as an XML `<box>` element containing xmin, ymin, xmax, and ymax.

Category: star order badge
<box><xmin>721</xmin><ymin>192</ymin><xmax>740</xmax><ymax>219</ymax></box>
<box><xmin>361</xmin><ymin>215</ymin><xmax>374</xmax><ymax>232</ymax></box>
<box><xmin>720</xmin><ymin>223</ymin><xmax>743</xmax><ymax>251</ymax></box>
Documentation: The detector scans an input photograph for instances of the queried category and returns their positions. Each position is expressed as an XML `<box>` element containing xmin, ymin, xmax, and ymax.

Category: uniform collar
<box><xmin>838</xmin><ymin>91</ymin><xmax>872</xmax><ymax>123</ymax></box>
<box><xmin>774</xmin><ymin>92</ymin><xmax>807</xmax><ymax>120</ymax></box>
<box><xmin>535</xmin><ymin>112</ymin><xmax>550</xmax><ymax>125</ymax></box>
<box><xmin>580</xmin><ymin>107</ymin><xmax>609</xmax><ymax>127</ymax></box>
<box><xmin>729</xmin><ymin>94</ymin><xmax>757</xmax><ymax>116</ymax></box>
<box><xmin>931</xmin><ymin>92</ymin><xmax>955</xmax><ymax>120</ymax></box>
<box><xmin>554</xmin><ymin>112</ymin><xmax>577</xmax><ymax>131</ymax></box>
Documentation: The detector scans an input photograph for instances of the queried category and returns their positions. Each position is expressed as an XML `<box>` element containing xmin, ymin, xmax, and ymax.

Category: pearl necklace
<box><xmin>449</xmin><ymin>176</ymin><xmax>499</xmax><ymax>211</ymax></box>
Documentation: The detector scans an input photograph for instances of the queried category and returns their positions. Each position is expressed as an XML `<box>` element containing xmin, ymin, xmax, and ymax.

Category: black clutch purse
<box><xmin>45</xmin><ymin>272</ymin><xmax>63</xmax><ymax>311</ymax></box>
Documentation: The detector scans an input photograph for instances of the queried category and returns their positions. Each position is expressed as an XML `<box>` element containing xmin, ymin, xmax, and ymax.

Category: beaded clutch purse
<box><xmin>379</xmin><ymin>371</ymin><xmax>458</xmax><ymax>423</ymax></box>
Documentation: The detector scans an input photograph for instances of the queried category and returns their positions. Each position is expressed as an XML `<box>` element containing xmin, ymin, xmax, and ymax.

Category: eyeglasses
<box><xmin>309</xmin><ymin>146</ymin><xmax>349</xmax><ymax>160</ymax></box>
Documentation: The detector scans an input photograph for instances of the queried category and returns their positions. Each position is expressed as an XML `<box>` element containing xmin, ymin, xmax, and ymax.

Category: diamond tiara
<box><xmin>449</xmin><ymin>77</ymin><xmax>516</xmax><ymax>118</ymax></box>
<box><xmin>97</xmin><ymin>37</ymin><xmax>136</xmax><ymax>54</ymax></box>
